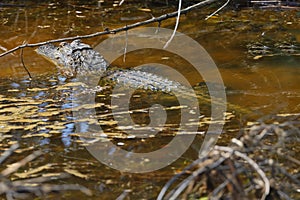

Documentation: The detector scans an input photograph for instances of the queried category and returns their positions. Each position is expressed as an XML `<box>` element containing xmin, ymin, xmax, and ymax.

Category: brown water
<box><xmin>0</xmin><ymin>1</ymin><xmax>299</xmax><ymax>199</ymax></box>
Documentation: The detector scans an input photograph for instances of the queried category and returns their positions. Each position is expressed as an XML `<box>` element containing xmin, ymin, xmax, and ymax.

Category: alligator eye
<box><xmin>59</xmin><ymin>42</ymin><xmax>67</xmax><ymax>47</ymax></box>
<box><xmin>73</xmin><ymin>39</ymin><xmax>81</xmax><ymax>44</ymax></box>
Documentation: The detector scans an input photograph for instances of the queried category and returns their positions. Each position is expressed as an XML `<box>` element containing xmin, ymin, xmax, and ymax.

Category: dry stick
<box><xmin>0</xmin><ymin>143</ymin><xmax>19</xmax><ymax>165</ymax></box>
<box><xmin>156</xmin><ymin>156</ymin><xmax>209</xmax><ymax>200</ymax></box>
<box><xmin>41</xmin><ymin>184</ymin><xmax>92</xmax><ymax>196</ymax></box>
<box><xmin>163</xmin><ymin>0</ymin><xmax>182</xmax><ymax>49</ymax></box>
<box><xmin>116</xmin><ymin>189</ymin><xmax>132</xmax><ymax>200</ymax></box>
<box><xmin>13</xmin><ymin>173</ymin><xmax>70</xmax><ymax>184</ymax></box>
<box><xmin>211</xmin><ymin>179</ymin><xmax>230</xmax><ymax>199</ymax></box>
<box><xmin>13</xmin><ymin>9</ymin><xmax>20</xmax><ymax>31</ymax></box>
<box><xmin>9</xmin><ymin>183</ymin><xmax>92</xmax><ymax>196</ymax></box>
<box><xmin>211</xmin><ymin>166</ymin><xmax>246</xmax><ymax>199</ymax></box>
<box><xmin>282</xmin><ymin>154</ymin><xmax>300</xmax><ymax>166</ymax></box>
<box><xmin>123</xmin><ymin>28</ymin><xmax>128</xmax><ymax>63</ymax></box>
<box><xmin>158</xmin><ymin>152</ymin><xmax>229</xmax><ymax>200</ymax></box>
<box><xmin>166</xmin><ymin>156</ymin><xmax>229</xmax><ymax>200</ymax></box>
<box><xmin>215</xmin><ymin>146</ymin><xmax>270</xmax><ymax>200</ymax></box>
<box><xmin>1</xmin><ymin>151</ymin><xmax>43</xmax><ymax>177</ymax></box>
<box><xmin>14</xmin><ymin>184</ymin><xmax>92</xmax><ymax>196</ymax></box>
<box><xmin>20</xmin><ymin>42</ymin><xmax>32</xmax><ymax>79</ymax></box>
<box><xmin>205</xmin><ymin>0</ymin><xmax>230</xmax><ymax>20</ymax></box>
<box><xmin>24</xmin><ymin>9</ymin><xmax>28</xmax><ymax>33</ymax></box>
<box><xmin>119</xmin><ymin>0</ymin><xmax>125</xmax><ymax>6</ymax></box>
<box><xmin>0</xmin><ymin>0</ymin><xmax>218</xmax><ymax>58</ymax></box>
<box><xmin>270</xmin><ymin>161</ymin><xmax>300</xmax><ymax>185</ymax></box>
<box><xmin>277</xmin><ymin>190</ymin><xmax>292</xmax><ymax>200</ymax></box>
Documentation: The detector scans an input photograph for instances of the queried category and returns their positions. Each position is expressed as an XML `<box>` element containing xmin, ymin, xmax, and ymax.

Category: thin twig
<box><xmin>167</xmin><ymin>156</ymin><xmax>229</xmax><ymax>200</ymax></box>
<box><xmin>215</xmin><ymin>146</ymin><xmax>270</xmax><ymax>200</ymax></box>
<box><xmin>119</xmin><ymin>0</ymin><xmax>125</xmax><ymax>6</ymax></box>
<box><xmin>156</xmin><ymin>156</ymin><xmax>208</xmax><ymax>200</ymax></box>
<box><xmin>163</xmin><ymin>0</ymin><xmax>182</xmax><ymax>49</ymax></box>
<box><xmin>38</xmin><ymin>184</ymin><xmax>92</xmax><ymax>196</ymax></box>
<box><xmin>0</xmin><ymin>143</ymin><xmax>19</xmax><ymax>165</ymax></box>
<box><xmin>1</xmin><ymin>150</ymin><xmax>43</xmax><ymax>177</ymax></box>
<box><xmin>20</xmin><ymin>41</ymin><xmax>32</xmax><ymax>80</ymax></box>
<box><xmin>205</xmin><ymin>0</ymin><xmax>230</xmax><ymax>20</ymax></box>
<box><xmin>24</xmin><ymin>9</ymin><xmax>28</xmax><ymax>33</ymax></box>
<box><xmin>0</xmin><ymin>0</ymin><xmax>218</xmax><ymax>58</ymax></box>
<box><xmin>13</xmin><ymin>173</ymin><xmax>70</xmax><ymax>184</ymax></box>
<box><xmin>123</xmin><ymin>29</ymin><xmax>128</xmax><ymax>63</ymax></box>
<box><xmin>211</xmin><ymin>179</ymin><xmax>230</xmax><ymax>199</ymax></box>
<box><xmin>116</xmin><ymin>189</ymin><xmax>132</xmax><ymax>200</ymax></box>
<box><xmin>266</xmin><ymin>160</ymin><xmax>300</xmax><ymax>185</ymax></box>
<box><xmin>211</xmin><ymin>166</ymin><xmax>246</xmax><ymax>199</ymax></box>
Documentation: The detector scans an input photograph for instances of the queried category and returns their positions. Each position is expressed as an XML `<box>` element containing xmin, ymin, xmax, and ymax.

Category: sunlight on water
<box><xmin>0</xmin><ymin>1</ymin><xmax>299</xmax><ymax>199</ymax></box>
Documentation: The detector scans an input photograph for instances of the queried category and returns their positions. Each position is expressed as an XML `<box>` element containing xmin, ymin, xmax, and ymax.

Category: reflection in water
<box><xmin>0</xmin><ymin>0</ymin><xmax>299</xmax><ymax>199</ymax></box>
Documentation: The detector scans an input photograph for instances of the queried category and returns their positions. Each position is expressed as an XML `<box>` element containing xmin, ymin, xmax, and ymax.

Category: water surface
<box><xmin>0</xmin><ymin>1</ymin><xmax>299</xmax><ymax>199</ymax></box>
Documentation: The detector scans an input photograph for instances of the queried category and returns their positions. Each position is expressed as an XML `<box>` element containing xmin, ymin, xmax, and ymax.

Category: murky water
<box><xmin>0</xmin><ymin>1</ymin><xmax>299</xmax><ymax>199</ymax></box>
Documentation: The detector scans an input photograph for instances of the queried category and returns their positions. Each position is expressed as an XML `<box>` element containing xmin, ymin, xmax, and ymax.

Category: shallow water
<box><xmin>0</xmin><ymin>1</ymin><xmax>299</xmax><ymax>199</ymax></box>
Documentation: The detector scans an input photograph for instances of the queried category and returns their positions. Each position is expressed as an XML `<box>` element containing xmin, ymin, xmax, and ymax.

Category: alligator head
<box><xmin>36</xmin><ymin>40</ymin><xmax>109</xmax><ymax>78</ymax></box>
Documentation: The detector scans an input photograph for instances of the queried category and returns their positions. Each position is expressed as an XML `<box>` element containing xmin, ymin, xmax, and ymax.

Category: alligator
<box><xmin>36</xmin><ymin>40</ymin><xmax>247</xmax><ymax>113</ymax></box>
<box><xmin>36</xmin><ymin>40</ymin><xmax>197</xmax><ymax>96</ymax></box>
<box><xmin>247</xmin><ymin>38</ymin><xmax>300</xmax><ymax>60</ymax></box>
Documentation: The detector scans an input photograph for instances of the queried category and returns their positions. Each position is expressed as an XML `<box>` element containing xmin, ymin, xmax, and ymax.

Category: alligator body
<box><xmin>36</xmin><ymin>40</ymin><xmax>197</xmax><ymax>97</ymax></box>
<box><xmin>36</xmin><ymin>40</ymin><xmax>247</xmax><ymax>113</ymax></box>
<box><xmin>247</xmin><ymin>38</ymin><xmax>300</xmax><ymax>60</ymax></box>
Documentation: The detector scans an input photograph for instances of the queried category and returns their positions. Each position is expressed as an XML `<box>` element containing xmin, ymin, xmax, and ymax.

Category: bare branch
<box><xmin>20</xmin><ymin>41</ymin><xmax>32</xmax><ymax>79</ymax></box>
<box><xmin>163</xmin><ymin>0</ymin><xmax>182</xmax><ymax>49</ymax></box>
<box><xmin>205</xmin><ymin>0</ymin><xmax>230</xmax><ymax>20</ymax></box>
<box><xmin>166</xmin><ymin>155</ymin><xmax>229</xmax><ymax>200</ymax></box>
<box><xmin>0</xmin><ymin>143</ymin><xmax>19</xmax><ymax>165</ymax></box>
<box><xmin>119</xmin><ymin>0</ymin><xmax>125</xmax><ymax>6</ymax></box>
<box><xmin>215</xmin><ymin>146</ymin><xmax>270</xmax><ymax>200</ymax></box>
<box><xmin>123</xmin><ymin>29</ymin><xmax>128</xmax><ymax>63</ymax></box>
<box><xmin>1</xmin><ymin>150</ymin><xmax>43</xmax><ymax>177</ymax></box>
<box><xmin>0</xmin><ymin>0</ymin><xmax>218</xmax><ymax>58</ymax></box>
